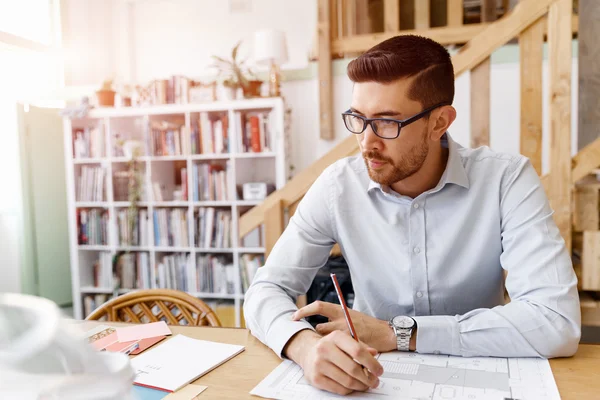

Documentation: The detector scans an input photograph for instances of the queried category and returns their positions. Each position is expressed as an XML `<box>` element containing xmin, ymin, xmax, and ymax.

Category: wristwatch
<box><xmin>389</xmin><ymin>316</ymin><xmax>417</xmax><ymax>352</ymax></box>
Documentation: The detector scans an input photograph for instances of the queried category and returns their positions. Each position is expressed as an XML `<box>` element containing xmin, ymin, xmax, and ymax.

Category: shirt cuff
<box><xmin>412</xmin><ymin>315</ymin><xmax>461</xmax><ymax>356</ymax></box>
<box><xmin>266</xmin><ymin>311</ymin><xmax>315</xmax><ymax>359</ymax></box>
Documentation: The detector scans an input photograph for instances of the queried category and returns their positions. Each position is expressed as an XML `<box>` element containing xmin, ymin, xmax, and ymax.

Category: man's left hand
<box><xmin>292</xmin><ymin>301</ymin><xmax>397</xmax><ymax>353</ymax></box>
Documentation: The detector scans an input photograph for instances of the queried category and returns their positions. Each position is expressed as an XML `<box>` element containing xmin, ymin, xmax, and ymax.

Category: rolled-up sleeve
<box><xmin>415</xmin><ymin>159</ymin><xmax>581</xmax><ymax>358</ymax></box>
<box><xmin>243</xmin><ymin>165</ymin><xmax>338</xmax><ymax>358</ymax></box>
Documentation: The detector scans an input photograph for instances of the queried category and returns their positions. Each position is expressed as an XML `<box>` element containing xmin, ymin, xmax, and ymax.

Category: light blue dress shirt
<box><xmin>244</xmin><ymin>133</ymin><xmax>581</xmax><ymax>359</ymax></box>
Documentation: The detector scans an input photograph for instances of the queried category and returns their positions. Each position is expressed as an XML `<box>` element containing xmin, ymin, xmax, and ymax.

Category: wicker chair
<box><xmin>85</xmin><ymin>289</ymin><xmax>222</xmax><ymax>327</ymax></box>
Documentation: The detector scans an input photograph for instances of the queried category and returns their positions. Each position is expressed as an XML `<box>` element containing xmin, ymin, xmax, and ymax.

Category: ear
<box><xmin>429</xmin><ymin>105</ymin><xmax>456</xmax><ymax>141</ymax></box>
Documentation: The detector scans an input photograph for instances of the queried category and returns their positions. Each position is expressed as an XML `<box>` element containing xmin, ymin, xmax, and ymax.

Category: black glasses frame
<box><xmin>341</xmin><ymin>102</ymin><xmax>450</xmax><ymax>139</ymax></box>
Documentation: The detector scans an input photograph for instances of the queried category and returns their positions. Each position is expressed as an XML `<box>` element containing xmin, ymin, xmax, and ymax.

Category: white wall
<box><xmin>60</xmin><ymin>0</ymin><xmax>580</xmax><ymax>176</ymax></box>
<box><xmin>61</xmin><ymin>0</ymin><xmax>317</xmax><ymax>85</ymax></box>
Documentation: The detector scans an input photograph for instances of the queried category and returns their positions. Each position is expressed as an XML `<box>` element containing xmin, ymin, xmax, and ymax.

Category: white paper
<box><xmin>250</xmin><ymin>351</ymin><xmax>561</xmax><ymax>400</ymax></box>
<box><xmin>131</xmin><ymin>334</ymin><xmax>244</xmax><ymax>392</ymax></box>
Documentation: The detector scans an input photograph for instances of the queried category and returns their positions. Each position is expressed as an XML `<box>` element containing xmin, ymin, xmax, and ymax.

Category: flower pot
<box><xmin>96</xmin><ymin>90</ymin><xmax>116</xmax><ymax>107</ymax></box>
<box><xmin>220</xmin><ymin>85</ymin><xmax>237</xmax><ymax>101</ymax></box>
<box><xmin>242</xmin><ymin>80</ymin><xmax>263</xmax><ymax>98</ymax></box>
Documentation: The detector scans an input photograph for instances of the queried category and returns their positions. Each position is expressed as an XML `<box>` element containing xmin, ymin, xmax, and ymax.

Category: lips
<box><xmin>368</xmin><ymin>159</ymin><xmax>386</xmax><ymax>169</ymax></box>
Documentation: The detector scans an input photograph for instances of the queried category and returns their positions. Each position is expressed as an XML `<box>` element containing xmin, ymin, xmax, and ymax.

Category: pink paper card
<box><xmin>129</xmin><ymin>335</ymin><xmax>167</xmax><ymax>355</ymax></box>
<box><xmin>116</xmin><ymin>321</ymin><xmax>172</xmax><ymax>342</ymax></box>
<box><xmin>105</xmin><ymin>340</ymin><xmax>139</xmax><ymax>354</ymax></box>
<box><xmin>91</xmin><ymin>331</ymin><xmax>119</xmax><ymax>351</ymax></box>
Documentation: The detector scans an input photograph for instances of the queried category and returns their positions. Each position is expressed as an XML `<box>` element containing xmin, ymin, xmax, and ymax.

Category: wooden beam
<box><xmin>547</xmin><ymin>0</ymin><xmax>573</xmax><ymax>250</ymax></box>
<box><xmin>384</xmin><ymin>0</ymin><xmax>400</xmax><ymax>32</ymax></box>
<box><xmin>318</xmin><ymin>0</ymin><xmax>334</xmax><ymax>140</ymax></box>
<box><xmin>470</xmin><ymin>0</ymin><xmax>497</xmax><ymax>148</ymax></box>
<box><xmin>578</xmin><ymin>0</ymin><xmax>600</xmax><ymax>150</ymax></box>
<box><xmin>447</xmin><ymin>0</ymin><xmax>464</xmax><ymax>26</ymax></box>
<box><xmin>453</xmin><ymin>0</ymin><xmax>554</xmax><ymax>77</ymax></box>
<box><xmin>344</xmin><ymin>0</ymin><xmax>356</xmax><ymax>37</ymax></box>
<box><xmin>415</xmin><ymin>0</ymin><xmax>430</xmax><ymax>30</ymax></box>
<box><xmin>264</xmin><ymin>199</ymin><xmax>285</xmax><ymax>258</ymax></box>
<box><xmin>330</xmin><ymin>0</ymin><xmax>339</xmax><ymax>41</ymax></box>
<box><xmin>573</xmin><ymin>137</ymin><xmax>600</xmax><ymax>182</ymax></box>
<box><xmin>333</xmin><ymin>23</ymin><xmax>489</xmax><ymax>54</ymax></box>
<box><xmin>519</xmin><ymin>17</ymin><xmax>545</xmax><ymax>174</ymax></box>
<box><xmin>582</xmin><ymin>231</ymin><xmax>600</xmax><ymax>290</ymax></box>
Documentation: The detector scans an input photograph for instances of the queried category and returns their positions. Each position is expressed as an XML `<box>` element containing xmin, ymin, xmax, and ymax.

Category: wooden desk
<box><xmin>86</xmin><ymin>323</ymin><xmax>600</xmax><ymax>399</ymax></box>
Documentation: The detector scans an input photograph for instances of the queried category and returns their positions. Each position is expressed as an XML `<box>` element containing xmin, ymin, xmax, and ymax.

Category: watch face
<box><xmin>393</xmin><ymin>316</ymin><xmax>415</xmax><ymax>329</ymax></box>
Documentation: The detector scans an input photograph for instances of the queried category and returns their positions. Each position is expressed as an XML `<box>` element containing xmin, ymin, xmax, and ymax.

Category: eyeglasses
<box><xmin>341</xmin><ymin>102</ymin><xmax>450</xmax><ymax>139</ymax></box>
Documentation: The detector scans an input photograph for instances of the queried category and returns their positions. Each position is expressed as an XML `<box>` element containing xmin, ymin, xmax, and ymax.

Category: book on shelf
<box><xmin>84</xmin><ymin>294</ymin><xmax>109</xmax><ymax>317</ymax></box>
<box><xmin>192</xmin><ymin>162</ymin><xmax>232</xmax><ymax>201</ymax></box>
<box><xmin>198</xmin><ymin>112</ymin><xmax>229</xmax><ymax>154</ymax></box>
<box><xmin>235</xmin><ymin>111</ymin><xmax>272</xmax><ymax>153</ymax></box>
<box><xmin>152</xmin><ymin>209</ymin><xmax>189</xmax><ymax>247</ymax></box>
<box><xmin>149</xmin><ymin>121</ymin><xmax>192</xmax><ymax>156</ymax></box>
<box><xmin>155</xmin><ymin>253</ymin><xmax>192</xmax><ymax>291</ymax></box>
<box><xmin>195</xmin><ymin>207</ymin><xmax>232</xmax><ymax>249</ymax></box>
<box><xmin>240</xmin><ymin>254</ymin><xmax>262</xmax><ymax>293</ymax></box>
<box><xmin>78</xmin><ymin>209</ymin><xmax>109</xmax><ymax>245</ymax></box>
<box><xmin>154</xmin><ymin>254</ymin><xmax>235</xmax><ymax>296</ymax></box>
<box><xmin>73</xmin><ymin>125</ymin><xmax>105</xmax><ymax>159</ymax></box>
<box><xmin>93</xmin><ymin>252</ymin><xmax>114</xmax><ymax>288</ymax></box>
<box><xmin>196</xmin><ymin>255</ymin><xmax>236</xmax><ymax>294</ymax></box>
<box><xmin>77</xmin><ymin>165</ymin><xmax>106</xmax><ymax>202</ymax></box>
<box><xmin>117</xmin><ymin>209</ymin><xmax>150</xmax><ymax>247</ymax></box>
<box><xmin>114</xmin><ymin>252</ymin><xmax>151</xmax><ymax>290</ymax></box>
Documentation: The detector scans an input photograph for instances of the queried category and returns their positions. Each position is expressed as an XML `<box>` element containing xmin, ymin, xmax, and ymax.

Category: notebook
<box><xmin>131</xmin><ymin>334</ymin><xmax>245</xmax><ymax>392</ymax></box>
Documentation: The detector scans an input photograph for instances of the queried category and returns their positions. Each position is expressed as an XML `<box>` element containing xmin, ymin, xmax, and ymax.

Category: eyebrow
<box><xmin>349</xmin><ymin>107</ymin><xmax>403</xmax><ymax>118</ymax></box>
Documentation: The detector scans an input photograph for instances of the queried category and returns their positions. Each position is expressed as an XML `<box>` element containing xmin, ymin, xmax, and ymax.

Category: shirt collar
<box><xmin>366</xmin><ymin>132</ymin><xmax>470</xmax><ymax>194</ymax></box>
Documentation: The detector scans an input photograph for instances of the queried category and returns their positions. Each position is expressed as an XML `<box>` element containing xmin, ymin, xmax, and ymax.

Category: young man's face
<box><xmin>350</xmin><ymin>77</ymin><xmax>431</xmax><ymax>187</ymax></box>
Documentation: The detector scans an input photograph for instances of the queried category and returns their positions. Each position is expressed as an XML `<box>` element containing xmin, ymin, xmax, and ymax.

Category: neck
<box><xmin>390</xmin><ymin>142</ymin><xmax>449</xmax><ymax>199</ymax></box>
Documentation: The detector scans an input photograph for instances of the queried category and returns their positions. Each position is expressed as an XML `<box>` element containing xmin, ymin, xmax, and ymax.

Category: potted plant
<box><xmin>211</xmin><ymin>41</ymin><xmax>263</xmax><ymax>99</ymax></box>
<box><xmin>96</xmin><ymin>79</ymin><xmax>116</xmax><ymax>107</ymax></box>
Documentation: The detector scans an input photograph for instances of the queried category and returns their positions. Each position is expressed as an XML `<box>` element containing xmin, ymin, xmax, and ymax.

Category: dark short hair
<box><xmin>347</xmin><ymin>35</ymin><xmax>454</xmax><ymax>108</ymax></box>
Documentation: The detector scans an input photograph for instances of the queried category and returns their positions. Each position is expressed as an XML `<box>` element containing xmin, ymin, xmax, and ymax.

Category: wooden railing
<box><xmin>238</xmin><ymin>0</ymin><xmax>600</xmax><ymax>261</ymax></box>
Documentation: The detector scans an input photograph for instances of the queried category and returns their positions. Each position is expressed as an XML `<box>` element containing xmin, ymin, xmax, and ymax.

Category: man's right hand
<box><xmin>283</xmin><ymin>329</ymin><xmax>384</xmax><ymax>396</ymax></box>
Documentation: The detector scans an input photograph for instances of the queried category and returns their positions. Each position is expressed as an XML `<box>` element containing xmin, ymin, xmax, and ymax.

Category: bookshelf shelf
<box><xmin>235</xmin><ymin>152</ymin><xmax>276</xmax><ymax>159</ymax></box>
<box><xmin>75</xmin><ymin>202</ymin><xmax>110</xmax><ymax>208</ymax></box>
<box><xmin>190</xmin><ymin>154</ymin><xmax>231</xmax><ymax>161</ymax></box>
<box><xmin>80</xmin><ymin>286</ymin><xmax>113</xmax><ymax>294</ymax></box>
<box><xmin>64</xmin><ymin>98</ymin><xmax>288</xmax><ymax>326</ymax></box>
<box><xmin>73</xmin><ymin>158</ymin><xmax>106</xmax><ymax>164</ymax></box>
<box><xmin>78</xmin><ymin>245</ymin><xmax>112</xmax><ymax>251</ymax></box>
<box><xmin>237</xmin><ymin>247</ymin><xmax>266</xmax><ymax>253</ymax></box>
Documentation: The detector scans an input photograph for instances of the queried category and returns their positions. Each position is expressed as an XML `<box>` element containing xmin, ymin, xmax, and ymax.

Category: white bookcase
<box><xmin>63</xmin><ymin>97</ymin><xmax>288</xmax><ymax>325</ymax></box>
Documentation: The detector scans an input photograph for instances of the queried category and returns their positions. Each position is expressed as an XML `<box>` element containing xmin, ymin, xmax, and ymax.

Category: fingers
<box><xmin>319</xmin><ymin>361</ymin><xmax>370</xmax><ymax>392</ymax></box>
<box><xmin>310</xmin><ymin>372</ymin><xmax>354</xmax><ymax>396</ymax></box>
<box><xmin>330</xmin><ymin>331</ymin><xmax>384</xmax><ymax>378</ymax></box>
<box><xmin>367</xmin><ymin>347</ymin><xmax>378</xmax><ymax>356</ymax></box>
<box><xmin>292</xmin><ymin>301</ymin><xmax>340</xmax><ymax>321</ymax></box>
<box><xmin>315</xmin><ymin>321</ymin><xmax>345</xmax><ymax>336</ymax></box>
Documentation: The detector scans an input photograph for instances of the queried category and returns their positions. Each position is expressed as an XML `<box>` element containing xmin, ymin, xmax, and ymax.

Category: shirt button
<box><xmin>416</xmin><ymin>291</ymin><xmax>423</xmax><ymax>298</ymax></box>
<box><xmin>413</xmin><ymin>203</ymin><xmax>419</xmax><ymax>209</ymax></box>
<box><xmin>413</xmin><ymin>247</ymin><xmax>420</xmax><ymax>254</ymax></box>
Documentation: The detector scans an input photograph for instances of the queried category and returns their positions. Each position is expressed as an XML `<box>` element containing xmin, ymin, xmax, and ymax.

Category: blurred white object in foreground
<box><xmin>0</xmin><ymin>293</ymin><xmax>135</xmax><ymax>400</ymax></box>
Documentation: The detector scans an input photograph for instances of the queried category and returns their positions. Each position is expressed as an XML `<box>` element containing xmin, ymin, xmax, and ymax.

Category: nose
<box><xmin>360</xmin><ymin>123</ymin><xmax>381</xmax><ymax>152</ymax></box>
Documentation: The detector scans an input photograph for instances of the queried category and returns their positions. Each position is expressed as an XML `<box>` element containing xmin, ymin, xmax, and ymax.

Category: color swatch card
<box><xmin>116</xmin><ymin>321</ymin><xmax>171</xmax><ymax>342</ymax></box>
<box><xmin>131</xmin><ymin>334</ymin><xmax>245</xmax><ymax>392</ymax></box>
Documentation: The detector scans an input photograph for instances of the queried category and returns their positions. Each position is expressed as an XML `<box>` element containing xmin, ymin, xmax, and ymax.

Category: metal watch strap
<box><xmin>396</xmin><ymin>327</ymin><xmax>411</xmax><ymax>351</ymax></box>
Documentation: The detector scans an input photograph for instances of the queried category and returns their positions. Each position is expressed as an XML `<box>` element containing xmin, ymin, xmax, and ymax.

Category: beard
<box><xmin>363</xmin><ymin>128</ymin><xmax>429</xmax><ymax>186</ymax></box>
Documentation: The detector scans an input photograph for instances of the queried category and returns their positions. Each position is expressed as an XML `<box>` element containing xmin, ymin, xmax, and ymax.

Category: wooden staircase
<box><xmin>238</xmin><ymin>0</ymin><xmax>600</xmax><ymax>319</ymax></box>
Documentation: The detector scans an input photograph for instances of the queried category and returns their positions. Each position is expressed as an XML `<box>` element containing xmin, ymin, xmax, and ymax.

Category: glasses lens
<box><xmin>343</xmin><ymin>114</ymin><xmax>365</xmax><ymax>133</ymax></box>
<box><xmin>373</xmin><ymin>119</ymin><xmax>400</xmax><ymax>139</ymax></box>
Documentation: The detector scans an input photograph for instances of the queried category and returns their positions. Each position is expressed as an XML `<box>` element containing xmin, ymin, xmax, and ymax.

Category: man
<box><xmin>244</xmin><ymin>35</ymin><xmax>581</xmax><ymax>396</ymax></box>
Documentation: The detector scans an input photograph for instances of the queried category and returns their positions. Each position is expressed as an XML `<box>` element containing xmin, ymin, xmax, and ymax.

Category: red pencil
<box><xmin>330</xmin><ymin>273</ymin><xmax>370</xmax><ymax>378</ymax></box>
